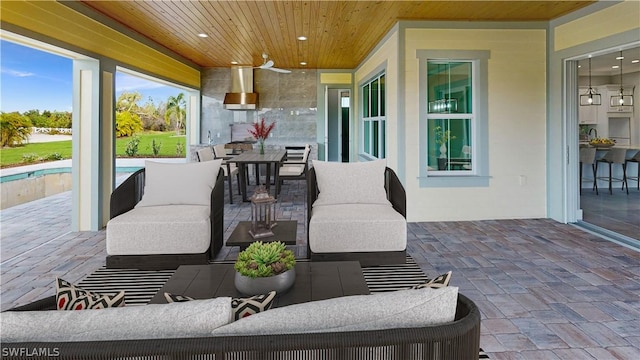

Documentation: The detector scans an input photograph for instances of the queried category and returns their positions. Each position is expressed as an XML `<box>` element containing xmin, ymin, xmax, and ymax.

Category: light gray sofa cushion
<box><xmin>309</xmin><ymin>203</ymin><xmax>406</xmax><ymax>253</ymax></box>
<box><xmin>311</xmin><ymin>159</ymin><xmax>389</xmax><ymax>206</ymax></box>
<box><xmin>1</xmin><ymin>297</ymin><xmax>232</xmax><ymax>342</ymax></box>
<box><xmin>211</xmin><ymin>286</ymin><xmax>458</xmax><ymax>336</ymax></box>
<box><xmin>136</xmin><ymin>159</ymin><xmax>221</xmax><ymax>207</ymax></box>
<box><xmin>106</xmin><ymin>205</ymin><xmax>210</xmax><ymax>255</ymax></box>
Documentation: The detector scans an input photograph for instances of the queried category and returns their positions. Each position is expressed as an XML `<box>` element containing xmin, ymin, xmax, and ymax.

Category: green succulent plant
<box><xmin>234</xmin><ymin>241</ymin><xmax>296</xmax><ymax>278</ymax></box>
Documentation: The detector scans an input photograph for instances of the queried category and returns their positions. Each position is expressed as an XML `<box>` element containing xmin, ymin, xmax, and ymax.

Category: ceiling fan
<box><xmin>255</xmin><ymin>53</ymin><xmax>291</xmax><ymax>73</ymax></box>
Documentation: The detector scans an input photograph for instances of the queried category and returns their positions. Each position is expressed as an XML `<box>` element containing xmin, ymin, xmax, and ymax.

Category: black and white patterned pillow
<box><xmin>164</xmin><ymin>291</ymin><xmax>277</xmax><ymax>321</ymax></box>
<box><xmin>56</xmin><ymin>278</ymin><xmax>125</xmax><ymax>310</ymax></box>
<box><xmin>231</xmin><ymin>291</ymin><xmax>277</xmax><ymax>320</ymax></box>
<box><xmin>411</xmin><ymin>271</ymin><xmax>452</xmax><ymax>289</ymax></box>
<box><xmin>164</xmin><ymin>292</ymin><xmax>195</xmax><ymax>303</ymax></box>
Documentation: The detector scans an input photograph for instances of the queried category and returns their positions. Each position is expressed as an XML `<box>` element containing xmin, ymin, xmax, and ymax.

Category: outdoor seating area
<box><xmin>3</xmin><ymin>1</ymin><xmax>640</xmax><ymax>358</ymax></box>
<box><xmin>1</xmin><ymin>165</ymin><xmax>640</xmax><ymax>359</ymax></box>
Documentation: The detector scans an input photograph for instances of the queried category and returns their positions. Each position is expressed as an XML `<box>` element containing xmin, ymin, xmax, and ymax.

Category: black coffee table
<box><xmin>226</xmin><ymin>220</ymin><xmax>297</xmax><ymax>250</ymax></box>
<box><xmin>148</xmin><ymin>261</ymin><xmax>369</xmax><ymax>307</ymax></box>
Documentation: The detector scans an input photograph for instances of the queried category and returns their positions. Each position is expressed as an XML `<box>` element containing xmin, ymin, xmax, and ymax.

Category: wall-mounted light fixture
<box><xmin>610</xmin><ymin>51</ymin><xmax>634</xmax><ymax>107</ymax></box>
<box><xmin>580</xmin><ymin>57</ymin><xmax>601</xmax><ymax>106</ymax></box>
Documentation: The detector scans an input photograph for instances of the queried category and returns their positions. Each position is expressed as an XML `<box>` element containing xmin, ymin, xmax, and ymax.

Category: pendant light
<box><xmin>579</xmin><ymin>57</ymin><xmax>601</xmax><ymax>106</ymax></box>
<box><xmin>610</xmin><ymin>51</ymin><xmax>634</xmax><ymax>107</ymax></box>
<box><xmin>428</xmin><ymin>63</ymin><xmax>457</xmax><ymax>113</ymax></box>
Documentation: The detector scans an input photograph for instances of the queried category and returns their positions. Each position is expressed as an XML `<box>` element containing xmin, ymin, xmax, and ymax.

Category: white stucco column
<box><xmin>71</xmin><ymin>59</ymin><xmax>101</xmax><ymax>231</ymax></box>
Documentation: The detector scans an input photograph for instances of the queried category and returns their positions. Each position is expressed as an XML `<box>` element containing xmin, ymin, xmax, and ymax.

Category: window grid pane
<box><xmin>427</xmin><ymin>118</ymin><xmax>472</xmax><ymax>171</ymax></box>
<box><xmin>363</xmin><ymin>84</ymin><xmax>370</xmax><ymax>118</ymax></box>
<box><xmin>380</xmin><ymin>75</ymin><xmax>386</xmax><ymax>116</ymax></box>
<box><xmin>364</xmin><ymin>121</ymin><xmax>371</xmax><ymax>155</ymax></box>
<box><xmin>373</xmin><ymin>120</ymin><xmax>379</xmax><ymax>158</ymax></box>
<box><xmin>371</xmin><ymin>79</ymin><xmax>379</xmax><ymax>117</ymax></box>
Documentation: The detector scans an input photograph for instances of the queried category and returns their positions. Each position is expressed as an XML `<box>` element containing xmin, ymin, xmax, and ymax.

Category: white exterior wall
<box><xmin>357</xmin><ymin>27</ymin><xmax>548</xmax><ymax>222</ymax></box>
<box><xmin>354</xmin><ymin>30</ymin><xmax>399</xmax><ymax>171</ymax></box>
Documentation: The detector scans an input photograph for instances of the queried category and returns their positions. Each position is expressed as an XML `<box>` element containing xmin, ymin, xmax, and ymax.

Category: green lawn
<box><xmin>0</xmin><ymin>131</ymin><xmax>186</xmax><ymax>168</ymax></box>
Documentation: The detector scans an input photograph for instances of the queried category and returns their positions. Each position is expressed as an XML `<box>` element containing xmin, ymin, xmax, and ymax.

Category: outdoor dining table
<box><xmin>227</xmin><ymin>149</ymin><xmax>287</xmax><ymax>201</ymax></box>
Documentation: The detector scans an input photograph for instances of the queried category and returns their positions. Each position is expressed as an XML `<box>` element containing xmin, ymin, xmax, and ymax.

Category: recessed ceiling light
<box><xmin>297</xmin><ymin>36</ymin><xmax>307</xmax><ymax>41</ymax></box>
<box><xmin>300</xmin><ymin>62</ymin><xmax>307</xmax><ymax>66</ymax></box>
<box><xmin>197</xmin><ymin>33</ymin><xmax>208</xmax><ymax>38</ymax></box>
<box><xmin>231</xmin><ymin>61</ymin><xmax>238</xmax><ymax>65</ymax></box>
<box><xmin>632</xmin><ymin>59</ymin><xmax>640</xmax><ymax>63</ymax></box>
<box><xmin>612</xmin><ymin>65</ymin><xmax>620</xmax><ymax>69</ymax></box>
<box><xmin>616</xmin><ymin>56</ymin><xmax>624</xmax><ymax>60</ymax></box>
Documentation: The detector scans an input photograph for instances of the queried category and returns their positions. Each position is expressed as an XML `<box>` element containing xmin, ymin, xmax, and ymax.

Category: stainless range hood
<box><xmin>223</xmin><ymin>66</ymin><xmax>258</xmax><ymax>110</ymax></box>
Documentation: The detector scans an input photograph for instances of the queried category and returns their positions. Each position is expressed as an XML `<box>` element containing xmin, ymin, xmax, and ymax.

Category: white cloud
<box><xmin>116</xmin><ymin>74</ymin><xmax>168</xmax><ymax>92</ymax></box>
<box><xmin>1</xmin><ymin>67</ymin><xmax>35</xmax><ymax>77</ymax></box>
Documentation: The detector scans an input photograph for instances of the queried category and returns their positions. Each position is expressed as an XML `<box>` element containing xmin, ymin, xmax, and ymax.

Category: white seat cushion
<box><xmin>309</xmin><ymin>203</ymin><xmax>406</xmax><ymax>253</ymax></box>
<box><xmin>279</xmin><ymin>164</ymin><xmax>305</xmax><ymax>177</ymax></box>
<box><xmin>107</xmin><ymin>205</ymin><xmax>210</xmax><ymax>255</ymax></box>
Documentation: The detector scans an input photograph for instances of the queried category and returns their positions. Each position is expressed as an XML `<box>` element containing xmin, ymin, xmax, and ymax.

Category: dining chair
<box><xmin>595</xmin><ymin>148</ymin><xmax>628</xmax><ymax>195</ymax></box>
<box><xmin>203</xmin><ymin>145</ymin><xmax>241</xmax><ymax>203</ymax></box>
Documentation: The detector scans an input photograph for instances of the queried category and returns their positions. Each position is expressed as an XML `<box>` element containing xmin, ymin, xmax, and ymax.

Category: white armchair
<box><xmin>307</xmin><ymin>160</ymin><xmax>407</xmax><ymax>266</ymax></box>
<box><xmin>106</xmin><ymin>160</ymin><xmax>224</xmax><ymax>270</ymax></box>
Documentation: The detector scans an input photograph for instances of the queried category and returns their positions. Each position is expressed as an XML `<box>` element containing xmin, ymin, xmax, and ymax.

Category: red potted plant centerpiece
<box><xmin>248</xmin><ymin>118</ymin><xmax>276</xmax><ymax>154</ymax></box>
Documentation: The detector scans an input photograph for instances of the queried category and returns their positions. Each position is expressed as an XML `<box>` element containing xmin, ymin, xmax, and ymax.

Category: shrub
<box><xmin>115</xmin><ymin>111</ymin><xmax>143</xmax><ymax>138</ymax></box>
<box><xmin>44</xmin><ymin>152</ymin><xmax>64</xmax><ymax>161</ymax></box>
<box><xmin>151</xmin><ymin>138</ymin><xmax>162</xmax><ymax>156</ymax></box>
<box><xmin>175</xmin><ymin>142</ymin><xmax>185</xmax><ymax>157</ymax></box>
<box><xmin>1</xmin><ymin>112</ymin><xmax>33</xmax><ymax>147</ymax></box>
<box><xmin>125</xmin><ymin>135</ymin><xmax>141</xmax><ymax>157</ymax></box>
<box><xmin>21</xmin><ymin>153</ymin><xmax>40</xmax><ymax>164</ymax></box>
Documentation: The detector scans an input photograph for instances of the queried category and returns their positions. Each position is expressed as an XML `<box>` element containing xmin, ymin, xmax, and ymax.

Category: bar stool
<box><xmin>596</xmin><ymin>148</ymin><xmax>628</xmax><ymax>195</ymax></box>
<box><xmin>625</xmin><ymin>150</ymin><xmax>640</xmax><ymax>191</ymax></box>
<box><xmin>579</xmin><ymin>147</ymin><xmax>598</xmax><ymax>195</ymax></box>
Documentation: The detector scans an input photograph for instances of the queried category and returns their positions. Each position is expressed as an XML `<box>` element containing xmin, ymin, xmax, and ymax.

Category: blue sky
<box><xmin>1</xmin><ymin>40</ymin><xmax>183</xmax><ymax>113</ymax></box>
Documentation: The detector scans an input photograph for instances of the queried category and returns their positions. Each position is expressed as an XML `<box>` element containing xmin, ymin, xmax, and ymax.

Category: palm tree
<box><xmin>165</xmin><ymin>93</ymin><xmax>186</xmax><ymax>135</ymax></box>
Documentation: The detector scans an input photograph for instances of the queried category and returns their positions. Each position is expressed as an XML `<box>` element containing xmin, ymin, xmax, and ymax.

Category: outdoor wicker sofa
<box><xmin>1</xmin><ymin>293</ymin><xmax>480</xmax><ymax>360</ymax></box>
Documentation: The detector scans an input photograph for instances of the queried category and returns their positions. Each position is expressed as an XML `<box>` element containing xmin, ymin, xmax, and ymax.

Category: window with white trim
<box><xmin>361</xmin><ymin>73</ymin><xmax>385</xmax><ymax>159</ymax></box>
<box><xmin>417</xmin><ymin>50</ymin><xmax>490</xmax><ymax>187</ymax></box>
<box><xmin>427</xmin><ymin>61</ymin><xmax>474</xmax><ymax>173</ymax></box>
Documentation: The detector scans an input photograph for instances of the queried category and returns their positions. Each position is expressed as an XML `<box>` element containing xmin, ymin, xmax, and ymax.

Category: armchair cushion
<box><xmin>311</xmin><ymin>159</ymin><xmax>388</xmax><ymax>207</ymax></box>
<box><xmin>309</xmin><ymin>204</ymin><xmax>406</xmax><ymax>253</ymax></box>
<box><xmin>136</xmin><ymin>160</ymin><xmax>222</xmax><ymax>207</ymax></box>
<box><xmin>107</xmin><ymin>205</ymin><xmax>211</xmax><ymax>255</ymax></box>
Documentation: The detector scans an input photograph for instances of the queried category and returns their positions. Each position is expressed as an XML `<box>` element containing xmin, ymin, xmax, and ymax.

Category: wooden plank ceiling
<box><xmin>80</xmin><ymin>0</ymin><xmax>594</xmax><ymax>70</ymax></box>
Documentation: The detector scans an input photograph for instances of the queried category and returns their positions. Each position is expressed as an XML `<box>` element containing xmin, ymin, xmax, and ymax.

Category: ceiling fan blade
<box><xmin>269</xmin><ymin>67</ymin><xmax>291</xmax><ymax>74</ymax></box>
<box><xmin>259</xmin><ymin>60</ymin><xmax>274</xmax><ymax>69</ymax></box>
